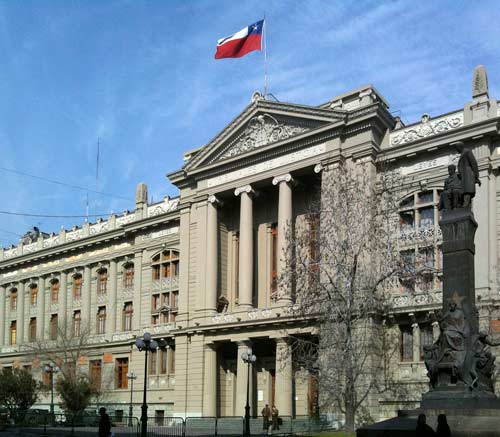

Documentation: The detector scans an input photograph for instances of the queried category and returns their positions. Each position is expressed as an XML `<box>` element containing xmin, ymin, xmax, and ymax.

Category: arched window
<box><xmin>123</xmin><ymin>263</ymin><xmax>134</xmax><ymax>289</ymax></box>
<box><xmin>97</xmin><ymin>268</ymin><xmax>108</xmax><ymax>296</ymax></box>
<box><xmin>151</xmin><ymin>250</ymin><xmax>179</xmax><ymax>282</ymax></box>
<box><xmin>29</xmin><ymin>284</ymin><xmax>38</xmax><ymax>306</ymax></box>
<box><xmin>151</xmin><ymin>249</ymin><xmax>180</xmax><ymax>324</ymax></box>
<box><xmin>73</xmin><ymin>274</ymin><xmax>82</xmax><ymax>299</ymax></box>
<box><xmin>398</xmin><ymin>190</ymin><xmax>442</xmax><ymax>294</ymax></box>
<box><xmin>10</xmin><ymin>288</ymin><xmax>17</xmax><ymax>311</ymax></box>
<box><xmin>50</xmin><ymin>279</ymin><xmax>60</xmax><ymax>303</ymax></box>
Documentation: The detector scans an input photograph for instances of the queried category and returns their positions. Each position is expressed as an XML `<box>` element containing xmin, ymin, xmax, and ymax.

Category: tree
<box><xmin>282</xmin><ymin>159</ymin><xmax>415</xmax><ymax>432</ymax></box>
<box><xmin>0</xmin><ymin>367</ymin><xmax>39</xmax><ymax>423</ymax></box>
<box><xmin>27</xmin><ymin>319</ymin><xmax>102</xmax><ymax>420</ymax></box>
<box><xmin>56</xmin><ymin>374</ymin><xmax>98</xmax><ymax>421</ymax></box>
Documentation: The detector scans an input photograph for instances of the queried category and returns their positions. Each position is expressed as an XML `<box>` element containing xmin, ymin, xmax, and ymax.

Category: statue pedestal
<box><xmin>357</xmin><ymin>408</ymin><xmax>500</xmax><ymax>437</ymax></box>
<box><xmin>357</xmin><ymin>208</ymin><xmax>500</xmax><ymax>436</ymax></box>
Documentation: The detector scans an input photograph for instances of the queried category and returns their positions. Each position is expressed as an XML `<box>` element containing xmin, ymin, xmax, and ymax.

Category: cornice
<box><xmin>182</xmin><ymin>100</ymin><xmax>345</xmax><ymax>173</ymax></box>
<box><xmin>187</xmin><ymin>121</ymin><xmax>344</xmax><ymax>182</ymax></box>
<box><xmin>380</xmin><ymin>117</ymin><xmax>500</xmax><ymax>162</ymax></box>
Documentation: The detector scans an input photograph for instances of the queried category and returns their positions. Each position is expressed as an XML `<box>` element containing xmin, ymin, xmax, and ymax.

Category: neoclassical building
<box><xmin>0</xmin><ymin>65</ymin><xmax>499</xmax><ymax>423</ymax></box>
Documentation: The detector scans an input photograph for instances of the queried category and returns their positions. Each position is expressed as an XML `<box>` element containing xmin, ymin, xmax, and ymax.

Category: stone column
<box><xmin>0</xmin><ymin>285</ymin><xmax>5</xmax><ymax>347</ymax></box>
<box><xmin>272</xmin><ymin>174</ymin><xmax>294</xmax><ymax>305</ymax></box>
<box><xmin>235</xmin><ymin>186</ymin><xmax>256</xmax><ymax>310</ymax></box>
<box><xmin>108</xmin><ymin>259</ymin><xmax>117</xmax><ymax>339</ymax></box>
<box><xmin>18</xmin><ymin>281</ymin><xmax>25</xmax><ymax>345</ymax></box>
<box><xmin>488</xmin><ymin>171</ymin><xmax>497</xmax><ymax>295</ymax></box>
<box><xmin>36</xmin><ymin>276</ymin><xmax>46</xmax><ymax>340</ymax></box>
<box><xmin>60</xmin><ymin>271</ymin><xmax>68</xmax><ymax>330</ymax></box>
<box><xmin>202</xmin><ymin>343</ymin><xmax>218</xmax><ymax>417</ymax></box>
<box><xmin>133</xmin><ymin>251</ymin><xmax>143</xmax><ymax>330</ymax></box>
<box><xmin>412</xmin><ymin>322</ymin><xmax>420</xmax><ymax>362</ymax></box>
<box><xmin>236</xmin><ymin>340</ymin><xmax>253</xmax><ymax>416</ymax></box>
<box><xmin>275</xmin><ymin>338</ymin><xmax>293</xmax><ymax>417</ymax></box>
<box><xmin>83</xmin><ymin>266</ymin><xmax>91</xmax><ymax>333</ymax></box>
<box><xmin>206</xmin><ymin>196</ymin><xmax>222</xmax><ymax>312</ymax></box>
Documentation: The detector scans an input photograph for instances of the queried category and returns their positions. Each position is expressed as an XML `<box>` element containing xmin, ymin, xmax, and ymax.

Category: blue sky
<box><xmin>0</xmin><ymin>0</ymin><xmax>499</xmax><ymax>246</ymax></box>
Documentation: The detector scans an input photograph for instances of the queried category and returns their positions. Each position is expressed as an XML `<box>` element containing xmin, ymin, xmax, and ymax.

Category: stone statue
<box><xmin>438</xmin><ymin>164</ymin><xmax>462</xmax><ymax>210</ymax></box>
<box><xmin>20</xmin><ymin>227</ymin><xmax>40</xmax><ymax>245</ymax></box>
<box><xmin>470</xmin><ymin>332</ymin><xmax>500</xmax><ymax>389</ymax></box>
<box><xmin>436</xmin><ymin>301</ymin><xmax>468</xmax><ymax>380</ymax></box>
<box><xmin>456</xmin><ymin>141</ymin><xmax>481</xmax><ymax>208</ymax></box>
<box><xmin>423</xmin><ymin>343</ymin><xmax>439</xmax><ymax>389</ymax></box>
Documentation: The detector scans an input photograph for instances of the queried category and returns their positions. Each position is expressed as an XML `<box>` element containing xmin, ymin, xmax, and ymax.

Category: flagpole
<box><xmin>263</xmin><ymin>15</ymin><xmax>268</xmax><ymax>98</ymax></box>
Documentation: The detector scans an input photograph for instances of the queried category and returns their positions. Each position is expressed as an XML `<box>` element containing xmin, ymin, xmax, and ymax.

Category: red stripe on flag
<box><xmin>214</xmin><ymin>34</ymin><xmax>262</xmax><ymax>59</ymax></box>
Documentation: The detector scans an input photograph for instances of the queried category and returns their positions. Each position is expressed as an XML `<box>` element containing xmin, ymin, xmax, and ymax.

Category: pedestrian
<box><xmin>416</xmin><ymin>413</ymin><xmax>436</xmax><ymax>437</ymax></box>
<box><xmin>261</xmin><ymin>404</ymin><xmax>271</xmax><ymax>432</ymax></box>
<box><xmin>271</xmin><ymin>405</ymin><xmax>279</xmax><ymax>431</ymax></box>
<box><xmin>436</xmin><ymin>414</ymin><xmax>451</xmax><ymax>437</ymax></box>
<box><xmin>98</xmin><ymin>407</ymin><xmax>111</xmax><ymax>437</ymax></box>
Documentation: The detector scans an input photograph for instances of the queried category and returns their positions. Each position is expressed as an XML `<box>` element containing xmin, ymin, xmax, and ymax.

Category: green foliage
<box><xmin>0</xmin><ymin>367</ymin><xmax>39</xmax><ymax>423</ymax></box>
<box><xmin>55</xmin><ymin>374</ymin><xmax>98</xmax><ymax>419</ymax></box>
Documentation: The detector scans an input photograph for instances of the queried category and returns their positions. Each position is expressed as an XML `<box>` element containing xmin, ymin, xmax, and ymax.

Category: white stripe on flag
<box><xmin>217</xmin><ymin>26</ymin><xmax>249</xmax><ymax>46</ymax></box>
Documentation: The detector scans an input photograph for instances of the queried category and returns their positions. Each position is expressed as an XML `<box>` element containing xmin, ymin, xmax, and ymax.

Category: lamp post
<box><xmin>126</xmin><ymin>371</ymin><xmax>137</xmax><ymax>426</ymax></box>
<box><xmin>241</xmin><ymin>347</ymin><xmax>256</xmax><ymax>437</ymax></box>
<box><xmin>43</xmin><ymin>363</ymin><xmax>59</xmax><ymax>416</ymax></box>
<box><xmin>135</xmin><ymin>332</ymin><xmax>158</xmax><ymax>437</ymax></box>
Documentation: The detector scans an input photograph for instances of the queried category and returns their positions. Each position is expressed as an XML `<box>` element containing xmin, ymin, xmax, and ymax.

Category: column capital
<box><xmin>272</xmin><ymin>174</ymin><xmax>294</xmax><ymax>186</ymax></box>
<box><xmin>208</xmin><ymin>195</ymin><xmax>224</xmax><ymax>207</ymax></box>
<box><xmin>234</xmin><ymin>185</ymin><xmax>257</xmax><ymax>197</ymax></box>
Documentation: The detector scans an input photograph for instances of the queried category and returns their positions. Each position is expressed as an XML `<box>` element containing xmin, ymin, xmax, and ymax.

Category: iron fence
<box><xmin>4</xmin><ymin>411</ymin><xmax>332</xmax><ymax>437</ymax></box>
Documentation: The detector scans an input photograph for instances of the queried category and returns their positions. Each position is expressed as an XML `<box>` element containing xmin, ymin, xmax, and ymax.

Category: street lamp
<box><xmin>241</xmin><ymin>347</ymin><xmax>257</xmax><ymax>437</ymax></box>
<box><xmin>135</xmin><ymin>332</ymin><xmax>158</xmax><ymax>437</ymax></box>
<box><xmin>126</xmin><ymin>371</ymin><xmax>137</xmax><ymax>426</ymax></box>
<box><xmin>44</xmin><ymin>363</ymin><xmax>59</xmax><ymax>416</ymax></box>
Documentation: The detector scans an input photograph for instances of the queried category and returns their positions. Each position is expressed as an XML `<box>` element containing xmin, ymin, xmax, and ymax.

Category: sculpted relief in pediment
<box><xmin>215</xmin><ymin>114</ymin><xmax>309</xmax><ymax>162</ymax></box>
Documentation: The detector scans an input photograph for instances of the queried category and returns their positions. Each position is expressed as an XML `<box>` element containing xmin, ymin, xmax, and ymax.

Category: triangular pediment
<box><xmin>183</xmin><ymin>98</ymin><xmax>345</xmax><ymax>172</ymax></box>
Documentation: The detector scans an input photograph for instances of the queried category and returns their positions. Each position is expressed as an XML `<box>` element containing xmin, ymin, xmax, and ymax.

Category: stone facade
<box><xmin>0</xmin><ymin>66</ymin><xmax>499</xmax><ymax>423</ymax></box>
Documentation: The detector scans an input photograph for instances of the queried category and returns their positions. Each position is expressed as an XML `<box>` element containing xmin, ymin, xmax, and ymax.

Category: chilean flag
<box><xmin>215</xmin><ymin>20</ymin><xmax>264</xmax><ymax>59</ymax></box>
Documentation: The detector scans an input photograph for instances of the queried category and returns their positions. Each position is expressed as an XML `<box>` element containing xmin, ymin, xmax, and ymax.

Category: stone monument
<box><xmin>358</xmin><ymin>140</ymin><xmax>500</xmax><ymax>436</ymax></box>
<box><xmin>421</xmin><ymin>140</ymin><xmax>500</xmax><ymax>409</ymax></box>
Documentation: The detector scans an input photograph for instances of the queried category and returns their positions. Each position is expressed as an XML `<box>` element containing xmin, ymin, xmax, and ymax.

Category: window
<box><xmin>97</xmin><ymin>269</ymin><xmax>107</xmax><ymax>296</ymax></box>
<box><xmin>150</xmin><ymin>351</ymin><xmax>157</xmax><ymax>375</ymax></box>
<box><xmin>30</xmin><ymin>285</ymin><xmax>38</xmax><ymax>306</ymax></box>
<box><xmin>124</xmin><ymin>263</ymin><xmax>134</xmax><ymax>289</ymax></box>
<box><xmin>420</xmin><ymin>325</ymin><xmax>434</xmax><ymax>360</ymax></box>
<box><xmin>42</xmin><ymin>370</ymin><xmax>51</xmax><ymax>388</ymax></box>
<box><xmin>97</xmin><ymin>306</ymin><xmax>106</xmax><ymax>335</ymax></box>
<box><xmin>151</xmin><ymin>292</ymin><xmax>176</xmax><ymax>324</ymax></box>
<box><xmin>155</xmin><ymin>410</ymin><xmax>165</xmax><ymax>426</ymax></box>
<box><xmin>115</xmin><ymin>410</ymin><xmax>124</xmax><ymax>423</ymax></box>
<box><xmin>73</xmin><ymin>274</ymin><xmax>82</xmax><ymax>299</ymax></box>
<box><xmin>50</xmin><ymin>280</ymin><xmax>59</xmax><ymax>303</ymax></box>
<box><xmin>123</xmin><ymin>302</ymin><xmax>133</xmax><ymax>331</ymax></box>
<box><xmin>151</xmin><ymin>250</ymin><xmax>180</xmax><ymax>282</ymax></box>
<box><xmin>10</xmin><ymin>321</ymin><xmax>16</xmax><ymax>345</ymax></box>
<box><xmin>160</xmin><ymin>349</ymin><xmax>168</xmax><ymax>374</ymax></box>
<box><xmin>73</xmin><ymin>311</ymin><xmax>81</xmax><ymax>337</ymax></box>
<box><xmin>308</xmin><ymin>213</ymin><xmax>320</xmax><ymax>285</ymax></box>
<box><xmin>50</xmin><ymin>314</ymin><xmax>58</xmax><ymax>340</ymax></box>
<box><xmin>169</xmin><ymin>347</ymin><xmax>175</xmax><ymax>374</ymax></box>
<box><xmin>29</xmin><ymin>317</ymin><xmax>37</xmax><ymax>342</ymax></box>
<box><xmin>116</xmin><ymin>358</ymin><xmax>129</xmax><ymax>389</ymax></box>
<box><xmin>400</xmin><ymin>326</ymin><xmax>413</xmax><ymax>362</ymax></box>
<box><xmin>271</xmin><ymin>223</ymin><xmax>278</xmax><ymax>296</ymax></box>
<box><xmin>10</xmin><ymin>289</ymin><xmax>17</xmax><ymax>311</ymax></box>
<box><xmin>399</xmin><ymin>190</ymin><xmax>442</xmax><ymax>293</ymax></box>
<box><xmin>90</xmin><ymin>360</ymin><xmax>102</xmax><ymax>389</ymax></box>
